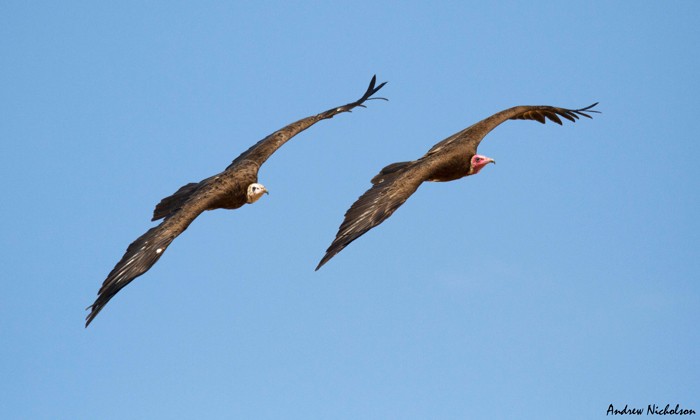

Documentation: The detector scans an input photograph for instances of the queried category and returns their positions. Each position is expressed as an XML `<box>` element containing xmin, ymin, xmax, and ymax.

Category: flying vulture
<box><xmin>316</xmin><ymin>102</ymin><xmax>599</xmax><ymax>270</ymax></box>
<box><xmin>86</xmin><ymin>76</ymin><xmax>387</xmax><ymax>326</ymax></box>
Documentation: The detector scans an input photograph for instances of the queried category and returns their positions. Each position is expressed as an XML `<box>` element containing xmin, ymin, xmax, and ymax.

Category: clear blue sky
<box><xmin>2</xmin><ymin>2</ymin><xmax>698</xmax><ymax>419</ymax></box>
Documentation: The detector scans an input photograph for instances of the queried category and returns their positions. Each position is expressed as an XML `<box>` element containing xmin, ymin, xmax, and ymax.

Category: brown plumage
<box><xmin>316</xmin><ymin>103</ymin><xmax>599</xmax><ymax>270</ymax></box>
<box><xmin>86</xmin><ymin>76</ymin><xmax>387</xmax><ymax>326</ymax></box>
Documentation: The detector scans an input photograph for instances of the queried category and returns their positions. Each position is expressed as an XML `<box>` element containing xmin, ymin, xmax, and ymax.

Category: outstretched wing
<box><xmin>85</xmin><ymin>194</ymin><xmax>214</xmax><ymax>327</ymax></box>
<box><xmin>427</xmin><ymin>103</ymin><xmax>599</xmax><ymax>156</ymax></box>
<box><xmin>228</xmin><ymin>75</ymin><xmax>387</xmax><ymax>169</ymax></box>
<box><xmin>86</xmin><ymin>225</ymin><xmax>175</xmax><ymax>327</ymax></box>
<box><xmin>316</xmin><ymin>161</ymin><xmax>431</xmax><ymax>270</ymax></box>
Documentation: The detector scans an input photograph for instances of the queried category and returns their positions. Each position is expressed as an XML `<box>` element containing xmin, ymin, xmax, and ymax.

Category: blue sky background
<box><xmin>2</xmin><ymin>2</ymin><xmax>698</xmax><ymax>419</ymax></box>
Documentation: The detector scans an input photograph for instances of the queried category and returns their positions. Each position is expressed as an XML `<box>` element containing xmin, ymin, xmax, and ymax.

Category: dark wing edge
<box><xmin>315</xmin><ymin>162</ymin><xmax>425</xmax><ymax>271</ymax></box>
<box><xmin>326</xmin><ymin>74</ymin><xmax>388</xmax><ymax>114</ymax></box>
<box><xmin>228</xmin><ymin>75</ymin><xmax>388</xmax><ymax>169</ymax></box>
<box><xmin>510</xmin><ymin>103</ymin><xmax>600</xmax><ymax>125</ymax></box>
<box><xmin>85</xmin><ymin>224</ymin><xmax>177</xmax><ymax>327</ymax></box>
<box><xmin>429</xmin><ymin>102</ymin><xmax>600</xmax><ymax>155</ymax></box>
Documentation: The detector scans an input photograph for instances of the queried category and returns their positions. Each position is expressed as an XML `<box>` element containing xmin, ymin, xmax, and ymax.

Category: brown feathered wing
<box><xmin>316</xmin><ymin>161</ymin><xmax>431</xmax><ymax>270</ymax></box>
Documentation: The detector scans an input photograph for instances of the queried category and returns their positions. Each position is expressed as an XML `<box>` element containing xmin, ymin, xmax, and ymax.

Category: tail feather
<box><xmin>152</xmin><ymin>182</ymin><xmax>199</xmax><ymax>221</ymax></box>
<box><xmin>86</xmin><ymin>224</ymin><xmax>177</xmax><ymax>327</ymax></box>
<box><xmin>370</xmin><ymin>161</ymin><xmax>414</xmax><ymax>184</ymax></box>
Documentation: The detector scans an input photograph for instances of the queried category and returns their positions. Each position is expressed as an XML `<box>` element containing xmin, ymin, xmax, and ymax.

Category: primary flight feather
<box><xmin>86</xmin><ymin>76</ymin><xmax>387</xmax><ymax>326</ymax></box>
<box><xmin>316</xmin><ymin>102</ymin><xmax>599</xmax><ymax>270</ymax></box>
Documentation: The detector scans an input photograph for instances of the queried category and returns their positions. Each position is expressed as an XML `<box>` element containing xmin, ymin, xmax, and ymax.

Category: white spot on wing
<box><xmin>156</xmin><ymin>248</ymin><xmax>163</xmax><ymax>254</ymax></box>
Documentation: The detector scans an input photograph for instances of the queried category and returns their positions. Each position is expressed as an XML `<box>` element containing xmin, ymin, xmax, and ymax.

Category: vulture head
<box><xmin>246</xmin><ymin>183</ymin><xmax>269</xmax><ymax>203</ymax></box>
<box><xmin>469</xmin><ymin>154</ymin><xmax>495</xmax><ymax>175</ymax></box>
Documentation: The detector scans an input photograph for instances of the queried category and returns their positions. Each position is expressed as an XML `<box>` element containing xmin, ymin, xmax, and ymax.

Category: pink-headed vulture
<box><xmin>316</xmin><ymin>102</ymin><xmax>599</xmax><ymax>270</ymax></box>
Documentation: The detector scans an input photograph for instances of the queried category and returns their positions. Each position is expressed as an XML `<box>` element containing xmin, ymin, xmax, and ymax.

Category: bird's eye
<box><xmin>475</xmin><ymin>157</ymin><xmax>482</xmax><ymax>162</ymax></box>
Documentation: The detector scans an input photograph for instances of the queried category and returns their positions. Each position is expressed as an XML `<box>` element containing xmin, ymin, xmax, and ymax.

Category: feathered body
<box><xmin>316</xmin><ymin>103</ymin><xmax>599</xmax><ymax>270</ymax></box>
<box><xmin>86</xmin><ymin>76</ymin><xmax>387</xmax><ymax>326</ymax></box>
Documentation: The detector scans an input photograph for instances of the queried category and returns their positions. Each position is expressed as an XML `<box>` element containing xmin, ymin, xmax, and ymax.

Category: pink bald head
<box><xmin>469</xmin><ymin>154</ymin><xmax>495</xmax><ymax>175</ymax></box>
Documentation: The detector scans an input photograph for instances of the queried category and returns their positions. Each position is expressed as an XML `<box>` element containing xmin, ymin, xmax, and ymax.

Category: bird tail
<box><xmin>152</xmin><ymin>182</ymin><xmax>199</xmax><ymax>221</ymax></box>
<box><xmin>85</xmin><ymin>223</ymin><xmax>177</xmax><ymax>327</ymax></box>
<box><xmin>370</xmin><ymin>161</ymin><xmax>414</xmax><ymax>184</ymax></box>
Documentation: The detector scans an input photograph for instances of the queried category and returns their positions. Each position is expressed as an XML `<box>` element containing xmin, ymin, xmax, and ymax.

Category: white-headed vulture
<box><xmin>86</xmin><ymin>76</ymin><xmax>387</xmax><ymax>326</ymax></box>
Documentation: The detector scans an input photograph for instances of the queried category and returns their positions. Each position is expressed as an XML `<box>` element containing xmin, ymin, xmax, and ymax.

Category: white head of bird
<box><xmin>246</xmin><ymin>183</ymin><xmax>268</xmax><ymax>203</ymax></box>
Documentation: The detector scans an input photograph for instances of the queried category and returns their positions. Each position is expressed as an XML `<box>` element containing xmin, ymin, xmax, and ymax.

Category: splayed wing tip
<box><xmin>572</xmin><ymin>102</ymin><xmax>600</xmax><ymax>119</ymax></box>
<box><xmin>359</xmin><ymin>75</ymin><xmax>388</xmax><ymax>103</ymax></box>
